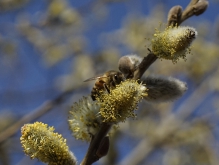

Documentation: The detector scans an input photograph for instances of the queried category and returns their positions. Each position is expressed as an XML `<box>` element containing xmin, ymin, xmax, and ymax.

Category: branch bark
<box><xmin>81</xmin><ymin>123</ymin><xmax>112</xmax><ymax>165</ymax></box>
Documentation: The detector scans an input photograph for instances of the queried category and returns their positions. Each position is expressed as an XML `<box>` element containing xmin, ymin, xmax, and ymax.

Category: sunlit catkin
<box><xmin>151</xmin><ymin>26</ymin><xmax>197</xmax><ymax>63</ymax></box>
<box><xmin>20</xmin><ymin>122</ymin><xmax>77</xmax><ymax>165</ymax></box>
<box><xmin>97</xmin><ymin>79</ymin><xmax>147</xmax><ymax>123</ymax></box>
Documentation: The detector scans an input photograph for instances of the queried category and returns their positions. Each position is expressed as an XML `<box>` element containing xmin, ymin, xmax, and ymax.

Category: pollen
<box><xmin>20</xmin><ymin>122</ymin><xmax>77</xmax><ymax>165</ymax></box>
<box><xmin>151</xmin><ymin>26</ymin><xmax>197</xmax><ymax>63</ymax></box>
<box><xmin>96</xmin><ymin>79</ymin><xmax>147</xmax><ymax>123</ymax></box>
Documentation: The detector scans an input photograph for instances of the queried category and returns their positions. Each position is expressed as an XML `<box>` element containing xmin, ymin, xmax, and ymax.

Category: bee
<box><xmin>84</xmin><ymin>70</ymin><xmax>125</xmax><ymax>100</ymax></box>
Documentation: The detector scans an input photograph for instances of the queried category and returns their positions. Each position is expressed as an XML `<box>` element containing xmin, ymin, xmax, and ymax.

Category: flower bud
<box><xmin>167</xmin><ymin>5</ymin><xmax>183</xmax><ymax>26</ymax></box>
<box><xmin>192</xmin><ymin>0</ymin><xmax>209</xmax><ymax>16</ymax></box>
<box><xmin>143</xmin><ymin>76</ymin><xmax>187</xmax><ymax>102</ymax></box>
<box><xmin>118</xmin><ymin>55</ymin><xmax>143</xmax><ymax>78</ymax></box>
<box><xmin>96</xmin><ymin>136</ymin><xmax>110</xmax><ymax>158</ymax></box>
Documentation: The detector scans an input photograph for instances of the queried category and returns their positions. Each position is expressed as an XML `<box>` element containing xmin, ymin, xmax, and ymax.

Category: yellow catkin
<box><xmin>97</xmin><ymin>79</ymin><xmax>147</xmax><ymax>123</ymax></box>
<box><xmin>151</xmin><ymin>26</ymin><xmax>197</xmax><ymax>63</ymax></box>
<box><xmin>20</xmin><ymin>122</ymin><xmax>76</xmax><ymax>165</ymax></box>
<box><xmin>68</xmin><ymin>79</ymin><xmax>147</xmax><ymax>141</ymax></box>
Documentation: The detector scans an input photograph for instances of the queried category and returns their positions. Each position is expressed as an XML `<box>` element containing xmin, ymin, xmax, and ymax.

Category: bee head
<box><xmin>112</xmin><ymin>72</ymin><xmax>125</xmax><ymax>85</ymax></box>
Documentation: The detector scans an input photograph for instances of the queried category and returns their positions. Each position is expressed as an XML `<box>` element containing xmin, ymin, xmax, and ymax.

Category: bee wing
<box><xmin>84</xmin><ymin>75</ymin><xmax>108</xmax><ymax>82</ymax></box>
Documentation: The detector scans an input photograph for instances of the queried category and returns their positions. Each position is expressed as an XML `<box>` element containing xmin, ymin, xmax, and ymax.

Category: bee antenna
<box><xmin>147</xmin><ymin>48</ymin><xmax>152</xmax><ymax>52</ymax></box>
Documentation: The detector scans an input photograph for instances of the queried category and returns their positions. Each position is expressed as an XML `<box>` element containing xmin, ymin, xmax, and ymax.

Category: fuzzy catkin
<box><xmin>151</xmin><ymin>26</ymin><xmax>197</xmax><ymax>63</ymax></box>
<box><xmin>97</xmin><ymin>79</ymin><xmax>147</xmax><ymax>123</ymax></box>
<box><xmin>68</xmin><ymin>97</ymin><xmax>102</xmax><ymax>141</ymax></box>
<box><xmin>20</xmin><ymin>122</ymin><xmax>77</xmax><ymax>165</ymax></box>
<box><xmin>143</xmin><ymin>76</ymin><xmax>187</xmax><ymax>102</ymax></box>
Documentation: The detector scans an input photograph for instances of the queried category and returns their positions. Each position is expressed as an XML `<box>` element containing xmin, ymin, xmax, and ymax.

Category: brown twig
<box><xmin>132</xmin><ymin>52</ymin><xmax>157</xmax><ymax>80</ymax></box>
<box><xmin>81</xmin><ymin>123</ymin><xmax>112</xmax><ymax>165</ymax></box>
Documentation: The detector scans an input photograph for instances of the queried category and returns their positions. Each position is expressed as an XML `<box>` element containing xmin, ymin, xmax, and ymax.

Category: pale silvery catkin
<box><xmin>143</xmin><ymin>76</ymin><xmax>187</xmax><ymax>102</ymax></box>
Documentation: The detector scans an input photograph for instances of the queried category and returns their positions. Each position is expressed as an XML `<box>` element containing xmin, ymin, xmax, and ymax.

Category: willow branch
<box><xmin>81</xmin><ymin>123</ymin><xmax>112</xmax><ymax>165</ymax></box>
<box><xmin>132</xmin><ymin>52</ymin><xmax>157</xmax><ymax>80</ymax></box>
<box><xmin>132</xmin><ymin>0</ymin><xmax>208</xmax><ymax>81</ymax></box>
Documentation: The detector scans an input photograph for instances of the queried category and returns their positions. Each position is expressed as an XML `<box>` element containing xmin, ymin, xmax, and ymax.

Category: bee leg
<box><xmin>91</xmin><ymin>95</ymin><xmax>96</xmax><ymax>101</ymax></box>
<box><xmin>91</xmin><ymin>89</ymin><xmax>101</xmax><ymax>101</ymax></box>
<box><xmin>103</xmin><ymin>83</ymin><xmax>110</xmax><ymax>94</ymax></box>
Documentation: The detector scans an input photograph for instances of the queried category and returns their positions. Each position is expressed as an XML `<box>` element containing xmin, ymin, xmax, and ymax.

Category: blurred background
<box><xmin>1</xmin><ymin>0</ymin><xmax>219</xmax><ymax>165</ymax></box>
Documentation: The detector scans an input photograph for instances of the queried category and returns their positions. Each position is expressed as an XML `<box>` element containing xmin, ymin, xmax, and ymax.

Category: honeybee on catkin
<box><xmin>84</xmin><ymin>70</ymin><xmax>125</xmax><ymax>100</ymax></box>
